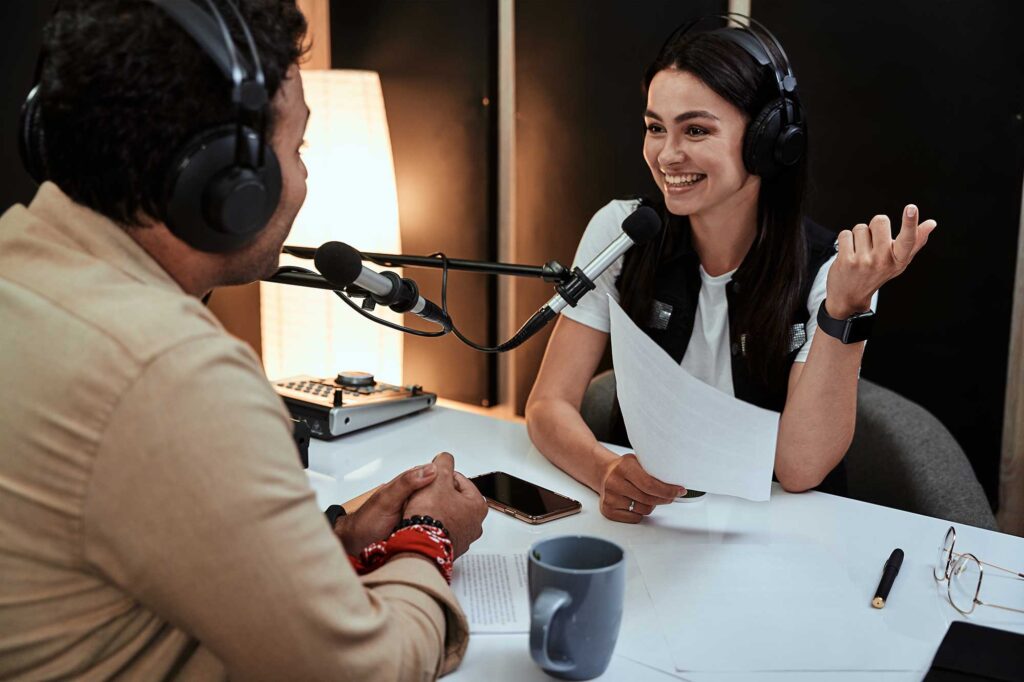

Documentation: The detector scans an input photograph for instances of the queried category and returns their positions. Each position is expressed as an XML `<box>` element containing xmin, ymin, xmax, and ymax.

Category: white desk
<box><xmin>306</xmin><ymin>406</ymin><xmax>1024</xmax><ymax>681</ymax></box>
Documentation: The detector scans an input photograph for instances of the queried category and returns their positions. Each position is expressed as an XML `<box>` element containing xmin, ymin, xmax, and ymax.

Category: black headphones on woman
<box><xmin>660</xmin><ymin>14</ymin><xmax>806</xmax><ymax>179</ymax></box>
<box><xmin>19</xmin><ymin>0</ymin><xmax>282</xmax><ymax>253</ymax></box>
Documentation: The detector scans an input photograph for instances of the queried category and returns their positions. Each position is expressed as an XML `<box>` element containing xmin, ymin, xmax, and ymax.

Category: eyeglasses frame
<box><xmin>934</xmin><ymin>525</ymin><xmax>1024</xmax><ymax>616</ymax></box>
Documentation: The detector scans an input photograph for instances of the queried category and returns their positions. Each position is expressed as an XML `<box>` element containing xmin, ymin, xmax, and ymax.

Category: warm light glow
<box><xmin>261</xmin><ymin>70</ymin><xmax>403</xmax><ymax>384</ymax></box>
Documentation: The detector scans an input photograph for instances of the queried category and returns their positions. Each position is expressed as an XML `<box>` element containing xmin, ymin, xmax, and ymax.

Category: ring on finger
<box><xmin>627</xmin><ymin>499</ymin><xmax>636</xmax><ymax>513</ymax></box>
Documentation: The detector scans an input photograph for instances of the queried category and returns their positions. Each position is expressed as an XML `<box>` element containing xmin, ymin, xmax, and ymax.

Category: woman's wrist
<box><xmin>588</xmin><ymin>443</ymin><xmax>620</xmax><ymax>493</ymax></box>
<box><xmin>824</xmin><ymin>295</ymin><xmax>872</xmax><ymax>319</ymax></box>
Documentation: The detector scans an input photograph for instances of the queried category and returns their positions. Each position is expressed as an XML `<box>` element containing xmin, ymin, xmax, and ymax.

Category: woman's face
<box><xmin>643</xmin><ymin>68</ymin><xmax>757</xmax><ymax>218</ymax></box>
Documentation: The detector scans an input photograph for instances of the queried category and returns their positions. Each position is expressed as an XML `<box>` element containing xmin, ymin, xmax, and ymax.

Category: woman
<box><xmin>525</xmin><ymin>20</ymin><xmax>936</xmax><ymax>523</ymax></box>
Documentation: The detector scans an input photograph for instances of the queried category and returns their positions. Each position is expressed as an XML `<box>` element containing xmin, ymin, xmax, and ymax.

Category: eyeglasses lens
<box><xmin>934</xmin><ymin>527</ymin><xmax>954</xmax><ymax>581</ymax></box>
<box><xmin>948</xmin><ymin>554</ymin><xmax>981</xmax><ymax>615</ymax></box>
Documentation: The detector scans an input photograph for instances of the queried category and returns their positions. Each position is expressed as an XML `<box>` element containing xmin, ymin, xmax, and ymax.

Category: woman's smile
<box><xmin>662</xmin><ymin>171</ymin><xmax>707</xmax><ymax>192</ymax></box>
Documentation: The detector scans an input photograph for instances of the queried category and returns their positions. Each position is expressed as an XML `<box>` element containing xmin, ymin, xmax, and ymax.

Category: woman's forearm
<box><xmin>776</xmin><ymin>331</ymin><xmax>865</xmax><ymax>491</ymax></box>
<box><xmin>525</xmin><ymin>398</ymin><xmax>618</xmax><ymax>493</ymax></box>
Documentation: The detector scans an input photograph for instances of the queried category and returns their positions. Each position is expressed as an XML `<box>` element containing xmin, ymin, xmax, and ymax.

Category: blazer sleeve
<box><xmin>82</xmin><ymin>333</ymin><xmax>469</xmax><ymax>680</ymax></box>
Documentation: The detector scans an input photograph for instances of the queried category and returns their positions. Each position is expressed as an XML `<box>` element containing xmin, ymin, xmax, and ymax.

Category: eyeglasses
<box><xmin>933</xmin><ymin>526</ymin><xmax>1024</xmax><ymax>616</ymax></box>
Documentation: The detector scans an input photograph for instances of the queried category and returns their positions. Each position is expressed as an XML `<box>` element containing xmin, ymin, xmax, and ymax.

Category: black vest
<box><xmin>608</xmin><ymin>214</ymin><xmax>848</xmax><ymax>495</ymax></box>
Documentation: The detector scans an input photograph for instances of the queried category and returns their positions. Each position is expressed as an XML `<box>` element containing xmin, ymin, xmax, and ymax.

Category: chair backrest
<box><xmin>580</xmin><ymin>370</ymin><xmax>997</xmax><ymax>530</ymax></box>
<box><xmin>580</xmin><ymin>369</ymin><xmax>617</xmax><ymax>444</ymax></box>
<box><xmin>846</xmin><ymin>379</ymin><xmax>997</xmax><ymax>530</ymax></box>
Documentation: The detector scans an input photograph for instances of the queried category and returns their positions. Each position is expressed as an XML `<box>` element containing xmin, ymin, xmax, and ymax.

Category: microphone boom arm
<box><xmin>281</xmin><ymin>245</ymin><xmax>573</xmax><ymax>284</ymax></box>
<box><xmin>270</xmin><ymin>199</ymin><xmax>661</xmax><ymax>353</ymax></box>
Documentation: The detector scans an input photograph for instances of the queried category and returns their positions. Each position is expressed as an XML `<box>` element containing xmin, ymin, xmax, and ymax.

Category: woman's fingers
<box><xmin>852</xmin><ymin>222</ymin><xmax>872</xmax><ymax>254</ymax></box>
<box><xmin>911</xmin><ymin>219</ymin><xmax>937</xmax><ymax>258</ymax></box>
<box><xmin>837</xmin><ymin>229</ymin><xmax>854</xmax><ymax>261</ymax></box>
<box><xmin>600</xmin><ymin>492</ymin><xmax>651</xmax><ymax>523</ymax></box>
<box><xmin>891</xmin><ymin>204</ymin><xmax>919</xmax><ymax>266</ymax></box>
<box><xmin>623</xmin><ymin>463</ymin><xmax>682</xmax><ymax>501</ymax></box>
<box><xmin>618</xmin><ymin>477</ymin><xmax>676</xmax><ymax>507</ymax></box>
<box><xmin>868</xmin><ymin>214</ymin><xmax>892</xmax><ymax>253</ymax></box>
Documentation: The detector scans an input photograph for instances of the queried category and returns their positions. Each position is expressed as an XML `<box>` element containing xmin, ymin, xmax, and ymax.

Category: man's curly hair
<box><xmin>36</xmin><ymin>0</ymin><xmax>307</xmax><ymax>227</ymax></box>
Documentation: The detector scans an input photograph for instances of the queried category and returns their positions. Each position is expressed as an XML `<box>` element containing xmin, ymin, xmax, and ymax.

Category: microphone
<box><xmin>498</xmin><ymin>204</ymin><xmax>662</xmax><ymax>351</ymax></box>
<box><xmin>314</xmin><ymin>241</ymin><xmax>452</xmax><ymax>331</ymax></box>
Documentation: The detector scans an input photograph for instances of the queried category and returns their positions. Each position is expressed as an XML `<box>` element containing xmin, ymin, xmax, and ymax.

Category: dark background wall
<box><xmin>331</xmin><ymin>1</ymin><xmax>498</xmax><ymax>406</ymax></box>
<box><xmin>0</xmin><ymin>2</ymin><xmax>53</xmax><ymax>212</ymax></box>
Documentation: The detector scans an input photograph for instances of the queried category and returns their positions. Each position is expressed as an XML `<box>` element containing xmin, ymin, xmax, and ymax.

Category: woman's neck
<box><xmin>688</xmin><ymin>181</ymin><xmax>759</xmax><ymax>276</ymax></box>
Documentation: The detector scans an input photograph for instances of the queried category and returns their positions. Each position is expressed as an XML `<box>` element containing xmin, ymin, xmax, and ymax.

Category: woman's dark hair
<box><xmin>36</xmin><ymin>0</ymin><xmax>307</xmax><ymax>228</ymax></box>
<box><xmin>620</xmin><ymin>25</ymin><xmax>809</xmax><ymax>383</ymax></box>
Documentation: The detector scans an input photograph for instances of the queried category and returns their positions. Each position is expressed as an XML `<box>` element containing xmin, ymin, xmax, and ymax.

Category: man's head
<box><xmin>34</xmin><ymin>0</ymin><xmax>309</xmax><ymax>287</ymax></box>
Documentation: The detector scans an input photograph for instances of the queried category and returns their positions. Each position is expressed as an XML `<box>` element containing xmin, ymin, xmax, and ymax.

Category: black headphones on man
<box><xmin>19</xmin><ymin>0</ymin><xmax>282</xmax><ymax>253</ymax></box>
<box><xmin>661</xmin><ymin>14</ymin><xmax>806</xmax><ymax>179</ymax></box>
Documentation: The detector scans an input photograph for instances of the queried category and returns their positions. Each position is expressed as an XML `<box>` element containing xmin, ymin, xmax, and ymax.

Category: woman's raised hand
<box><xmin>598</xmin><ymin>453</ymin><xmax>685</xmax><ymax>523</ymax></box>
<box><xmin>825</xmin><ymin>204</ymin><xmax>937</xmax><ymax>319</ymax></box>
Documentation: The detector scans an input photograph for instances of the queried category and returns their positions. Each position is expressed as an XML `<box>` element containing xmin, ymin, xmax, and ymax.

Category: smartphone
<box><xmin>470</xmin><ymin>471</ymin><xmax>582</xmax><ymax>524</ymax></box>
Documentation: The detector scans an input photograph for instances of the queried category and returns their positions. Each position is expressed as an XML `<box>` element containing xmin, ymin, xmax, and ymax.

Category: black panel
<box><xmin>0</xmin><ymin>2</ymin><xmax>55</xmax><ymax>212</ymax></box>
<box><xmin>331</xmin><ymin>1</ymin><xmax>497</xmax><ymax>405</ymax></box>
<box><xmin>756</xmin><ymin>0</ymin><xmax>1024</xmax><ymax>507</ymax></box>
<box><xmin>513</xmin><ymin>0</ymin><xmax>727</xmax><ymax>412</ymax></box>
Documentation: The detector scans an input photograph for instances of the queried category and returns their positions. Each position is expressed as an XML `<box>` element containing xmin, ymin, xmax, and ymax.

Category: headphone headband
<box><xmin>145</xmin><ymin>0</ymin><xmax>267</xmax><ymax>112</ymax></box>
<box><xmin>21</xmin><ymin>0</ymin><xmax>282</xmax><ymax>251</ymax></box>
<box><xmin>659</xmin><ymin>13</ymin><xmax>800</xmax><ymax>127</ymax></box>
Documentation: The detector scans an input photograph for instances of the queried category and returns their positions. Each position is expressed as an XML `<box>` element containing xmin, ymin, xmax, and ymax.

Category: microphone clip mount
<box><xmin>554</xmin><ymin>267</ymin><xmax>597</xmax><ymax>308</ymax></box>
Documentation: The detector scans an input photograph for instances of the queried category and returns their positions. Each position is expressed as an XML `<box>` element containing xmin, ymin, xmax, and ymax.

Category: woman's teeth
<box><xmin>664</xmin><ymin>173</ymin><xmax>706</xmax><ymax>186</ymax></box>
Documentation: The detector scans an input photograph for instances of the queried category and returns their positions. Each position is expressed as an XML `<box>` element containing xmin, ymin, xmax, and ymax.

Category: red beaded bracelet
<box><xmin>349</xmin><ymin>524</ymin><xmax>454</xmax><ymax>584</ymax></box>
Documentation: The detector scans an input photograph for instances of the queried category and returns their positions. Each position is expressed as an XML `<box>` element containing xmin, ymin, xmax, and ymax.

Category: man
<box><xmin>0</xmin><ymin>1</ymin><xmax>487</xmax><ymax>679</ymax></box>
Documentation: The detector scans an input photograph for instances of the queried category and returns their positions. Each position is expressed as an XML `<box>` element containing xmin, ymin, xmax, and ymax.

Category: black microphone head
<box><xmin>621</xmin><ymin>205</ymin><xmax>662</xmax><ymax>244</ymax></box>
<box><xmin>314</xmin><ymin>241</ymin><xmax>364</xmax><ymax>287</ymax></box>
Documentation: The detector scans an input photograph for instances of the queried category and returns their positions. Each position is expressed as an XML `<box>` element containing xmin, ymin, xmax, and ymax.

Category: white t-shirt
<box><xmin>562</xmin><ymin>200</ymin><xmax>876</xmax><ymax>396</ymax></box>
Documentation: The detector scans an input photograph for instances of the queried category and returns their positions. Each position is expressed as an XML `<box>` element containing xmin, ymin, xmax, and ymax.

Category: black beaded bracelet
<box><xmin>393</xmin><ymin>515</ymin><xmax>449</xmax><ymax>537</ymax></box>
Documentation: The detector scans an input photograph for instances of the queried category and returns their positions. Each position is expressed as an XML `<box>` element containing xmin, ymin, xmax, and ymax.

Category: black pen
<box><xmin>872</xmin><ymin>548</ymin><xmax>904</xmax><ymax>609</ymax></box>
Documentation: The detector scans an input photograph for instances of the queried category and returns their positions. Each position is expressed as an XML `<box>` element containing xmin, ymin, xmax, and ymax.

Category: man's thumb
<box><xmin>386</xmin><ymin>463</ymin><xmax>437</xmax><ymax>502</ymax></box>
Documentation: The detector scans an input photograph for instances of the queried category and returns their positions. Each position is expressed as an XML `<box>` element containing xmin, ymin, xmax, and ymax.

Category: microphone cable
<box><xmin>428</xmin><ymin>251</ymin><xmax>541</xmax><ymax>354</ymax></box>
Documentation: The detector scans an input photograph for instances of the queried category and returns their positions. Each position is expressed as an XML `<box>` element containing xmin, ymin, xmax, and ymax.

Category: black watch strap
<box><xmin>325</xmin><ymin>504</ymin><xmax>347</xmax><ymax>527</ymax></box>
<box><xmin>816</xmin><ymin>300</ymin><xmax>876</xmax><ymax>344</ymax></box>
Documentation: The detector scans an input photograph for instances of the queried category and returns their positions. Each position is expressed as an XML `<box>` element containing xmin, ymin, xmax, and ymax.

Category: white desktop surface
<box><xmin>306</xmin><ymin>406</ymin><xmax>1024</xmax><ymax>681</ymax></box>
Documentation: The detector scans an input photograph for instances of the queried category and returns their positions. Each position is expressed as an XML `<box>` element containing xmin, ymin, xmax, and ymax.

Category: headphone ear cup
<box><xmin>19</xmin><ymin>85</ymin><xmax>47</xmax><ymax>185</ymax></box>
<box><xmin>743</xmin><ymin>98</ymin><xmax>805</xmax><ymax>179</ymax></box>
<box><xmin>163</xmin><ymin>124</ymin><xmax>282</xmax><ymax>253</ymax></box>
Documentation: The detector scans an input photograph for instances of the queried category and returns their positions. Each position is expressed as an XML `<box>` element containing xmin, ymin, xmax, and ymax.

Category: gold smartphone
<box><xmin>470</xmin><ymin>471</ymin><xmax>582</xmax><ymax>524</ymax></box>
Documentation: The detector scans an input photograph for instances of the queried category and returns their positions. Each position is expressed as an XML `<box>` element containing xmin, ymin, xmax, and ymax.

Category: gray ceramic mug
<box><xmin>528</xmin><ymin>535</ymin><xmax>625</xmax><ymax>680</ymax></box>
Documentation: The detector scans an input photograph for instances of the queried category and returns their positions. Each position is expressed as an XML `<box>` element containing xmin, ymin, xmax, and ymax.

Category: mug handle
<box><xmin>530</xmin><ymin>588</ymin><xmax>575</xmax><ymax>673</ymax></box>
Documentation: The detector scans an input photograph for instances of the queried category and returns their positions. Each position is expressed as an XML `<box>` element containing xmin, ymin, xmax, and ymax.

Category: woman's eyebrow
<box><xmin>644</xmin><ymin>109</ymin><xmax>720</xmax><ymax>123</ymax></box>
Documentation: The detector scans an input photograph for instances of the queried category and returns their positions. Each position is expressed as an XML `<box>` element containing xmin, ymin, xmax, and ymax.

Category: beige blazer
<box><xmin>0</xmin><ymin>184</ymin><xmax>468</xmax><ymax>680</ymax></box>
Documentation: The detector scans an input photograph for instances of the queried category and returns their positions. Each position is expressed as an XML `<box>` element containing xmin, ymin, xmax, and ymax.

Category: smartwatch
<box><xmin>816</xmin><ymin>300</ymin><xmax>875</xmax><ymax>344</ymax></box>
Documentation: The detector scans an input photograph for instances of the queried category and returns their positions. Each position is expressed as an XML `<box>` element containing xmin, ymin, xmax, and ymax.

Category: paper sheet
<box><xmin>451</xmin><ymin>553</ymin><xmax>530</xmax><ymax>633</ymax></box>
<box><xmin>608</xmin><ymin>297</ymin><xmax>778</xmax><ymax>502</ymax></box>
<box><xmin>632</xmin><ymin>542</ymin><xmax>944</xmax><ymax>672</ymax></box>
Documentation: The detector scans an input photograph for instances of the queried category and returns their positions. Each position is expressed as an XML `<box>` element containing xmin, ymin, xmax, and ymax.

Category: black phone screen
<box><xmin>471</xmin><ymin>472</ymin><xmax>579</xmax><ymax>517</ymax></box>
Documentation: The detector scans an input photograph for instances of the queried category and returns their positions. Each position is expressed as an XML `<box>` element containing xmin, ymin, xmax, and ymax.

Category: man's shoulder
<box><xmin>0</xmin><ymin>210</ymin><xmax>230</xmax><ymax>370</ymax></box>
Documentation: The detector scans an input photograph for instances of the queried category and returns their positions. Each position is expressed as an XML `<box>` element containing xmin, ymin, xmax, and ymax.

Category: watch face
<box><xmin>843</xmin><ymin>311</ymin><xmax>876</xmax><ymax>344</ymax></box>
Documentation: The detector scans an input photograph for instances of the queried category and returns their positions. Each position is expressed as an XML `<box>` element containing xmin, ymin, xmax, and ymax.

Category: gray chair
<box><xmin>580</xmin><ymin>370</ymin><xmax>997</xmax><ymax>530</ymax></box>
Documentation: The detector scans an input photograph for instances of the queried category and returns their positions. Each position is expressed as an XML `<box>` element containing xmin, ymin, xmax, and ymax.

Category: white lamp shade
<box><xmin>261</xmin><ymin>70</ymin><xmax>404</xmax><ymax>384</ymax></box>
